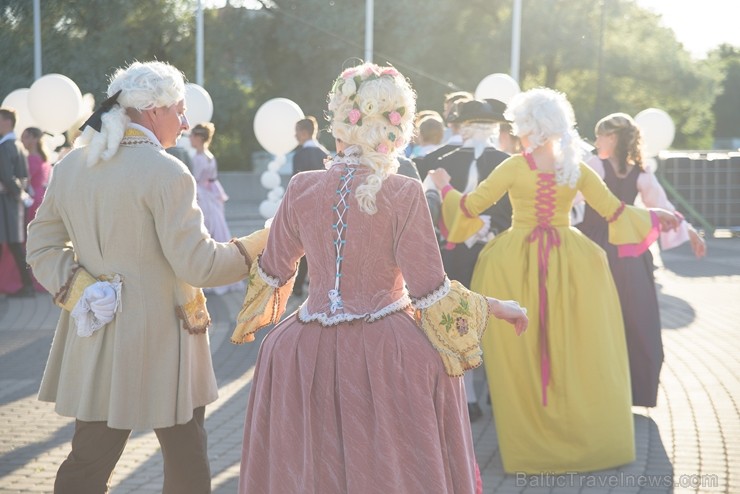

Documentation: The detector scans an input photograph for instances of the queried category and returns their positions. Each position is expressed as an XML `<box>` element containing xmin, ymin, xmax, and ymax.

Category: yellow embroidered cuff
<box><xmin>231</xmin><ymin>256</ymin><xmax>296</xmax><ymax>344</ymax></box>
<box><xmin>441</xmin><ymin>189</ymin><xmax>484</xmax><ymax>244</ymax></box>
<box><xmin>231</xmin><ymin>228</ymin><xmax>270</xmax><ymax>268</ymax></box>
<box><xmin>414</xmin><ymin>280</ymin><xmax>490</xmax><ymax>377</ymax></box>
<box><xmin>175</xmin><ymin>290</ymin><xmax>211</xmax><ymax>334</ymax></box>
<box><xmin>54</xmin><ymin>268</ymin><xmax>97</xmax><ymax>312</ymax></box>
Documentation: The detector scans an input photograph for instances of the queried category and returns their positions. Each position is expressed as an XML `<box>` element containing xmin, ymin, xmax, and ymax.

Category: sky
<box><xmin>631</xmin><ymin>0</ymin><xmax>739</xmax><ymax>58</ymax></box>
<box><xmin>202</xmin><ymin>0</ymin><xmax>740</xmax><ymax>60</ymax></box>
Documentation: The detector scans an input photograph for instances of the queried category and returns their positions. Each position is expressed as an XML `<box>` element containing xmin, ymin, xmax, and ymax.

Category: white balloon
<box><xmin>79</xmin><ymin>93</ymin><xmax>96</xmax><ymax>120</ymax></box>
<box><xmin>474</xmin><ymin>73</ymin><xmax>520</xmax><ymax>104</ymax></box>
<box><xmin>259</xmin><ymin>199</ymin><xmax>280</xmax><ymax>219</ymax></box>
<box><xmin>184</xmin><ymin>83</ymin><xmax>214</xmax><ymax>126</ymax></box>
<box><xmin>253</xmin><ymin>98</ymin><xmax>304</xmax><ymax>156</ymax></box>
<box><xmin>267</xmin><ymin>188</ymin><xmax>284</xmax><ymax>202</ymax></box>
<box><xmin>28</xmin><ymin>74</ymin><xmax>83</xmax><ymax>134</ymax></box>
<box><xmin>260</xmin><ymin>170</ymin><xmax>282</xmax><ymax>190</ymax></box>
<box><xmin>2</xmin><ymin>88</ymin><xmax>39</xmax><ymax>134</ymax></box>
<box><xmin>635</xmin><ymin>108</ymin><xmax>675</xmax><ymax>158</ymax></box>
<box><xmin>267</xmin><ymin>159</ymin><xmax>284</xmax><ymax>172</ymax></box>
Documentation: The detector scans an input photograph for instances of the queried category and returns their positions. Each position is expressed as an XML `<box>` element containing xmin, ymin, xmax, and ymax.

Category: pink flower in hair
<box><xmin>388</xmin><ymin>110</ymin><xmax>402</xmax><ymax>126</ymax></box>
<box><xmin>362</xmin><ymin>65</ymin><xmax>379</xmax><ymax>77</ymax></box>
<box><xmin>348</xmin><ymin>108</ymin><xmax>362</xmax><ymax>125</ymax></box>
<box><xmin>395</xmin><ymin>136</ymin><xmax>405</xmax><ymax>148</ymax></box>
<box><xmin>341</xmin><ymin>68</ymin><xmax>358</xmax><ymax>79</ymax></box>
<box><xmin>376</xmin><ymin>143</ymin><xmax>389</xmax><ymax>154</ymax></box>
<box><xmin>380</xmin><ymin>67</ymin><xmax>400</xmax><ymax>77</ymax></box>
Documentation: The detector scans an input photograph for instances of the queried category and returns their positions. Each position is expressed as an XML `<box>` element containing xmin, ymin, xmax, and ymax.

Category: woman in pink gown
<box><xmin>190</xmin><ymin>122</ymin><xmax>243</xmax><ymax>294</ymax></box>
<box><xmin>0</xmin><ymin>126</ymin><xmax>50</xmax><ymax>294</ymax></box>
<box><xmin>230</xmin><ymin>63</ymin><xmax>528</xmax><ymax>494</ymax></box>
<box><xmin>20</xmin><ymin>127</ymin><xmax>51</xmax><ymax>223</ymax></box>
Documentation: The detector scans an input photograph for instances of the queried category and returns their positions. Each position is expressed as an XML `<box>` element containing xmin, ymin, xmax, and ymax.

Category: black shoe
<box><xmin>8</xmin><ymin>285</ymin><xmax>35</xmax><ymax>298</ymax></box>
<box><xmin>468</xmin><ymin>402</ymin><xmax>483</xmax><ymax>422</ymax></box>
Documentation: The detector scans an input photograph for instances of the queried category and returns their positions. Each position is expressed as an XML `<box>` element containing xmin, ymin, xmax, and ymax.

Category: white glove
<box><xmin>71</xmin><ymin>276</ymin><xmax>122</xmax><ymax>337</ymax></box>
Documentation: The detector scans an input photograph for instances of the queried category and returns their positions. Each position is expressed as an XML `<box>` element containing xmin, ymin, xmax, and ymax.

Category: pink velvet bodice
<box><xmin>260</xmin><ymin>163</ymin><xmax>446</xmax><ymax>323</ymax></box>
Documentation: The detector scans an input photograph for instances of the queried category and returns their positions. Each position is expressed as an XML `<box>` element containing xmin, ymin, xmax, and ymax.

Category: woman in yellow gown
<box><xmin>429</xmin><ymin>88</ymin><xmax>680</xmax><ymax>474</ymax></box>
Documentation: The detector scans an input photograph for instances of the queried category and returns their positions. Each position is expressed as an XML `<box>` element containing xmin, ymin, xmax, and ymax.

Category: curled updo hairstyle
<box><xmin>505</xmin><ymin>87</ymin><xmax>583</xmax><ymax>188</ymax></box>
<box><xmin>327</xmin><ymin>62</ymin><xmax>416</xmax><ymax>214</ymax></box>
<box><xmin>191</xmin><ymin>122</ymin><xmax>215</xmax><ymax>146</ymax></box>
<box><xmin>595</xmin><ymin>112</ymin><xmax>643</xmax><ymax>175</ymax></box>
<box><xmin>76</xmin><ymin>61</ymin><xmax>186</xmax><ymax>166</ymax></box>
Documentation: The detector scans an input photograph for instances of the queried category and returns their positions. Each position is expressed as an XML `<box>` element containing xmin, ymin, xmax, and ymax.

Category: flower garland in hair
<box><xmin>330</xmin><ymin>64</ymin><xmax>410</xmax><ymax>154</ymax></box>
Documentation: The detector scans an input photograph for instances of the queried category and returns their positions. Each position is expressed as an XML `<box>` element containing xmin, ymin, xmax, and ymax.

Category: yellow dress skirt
<box><xmin>442</xmin><ymin>155</ymin><xmax>660</xmax><ymax>473</ymax></box>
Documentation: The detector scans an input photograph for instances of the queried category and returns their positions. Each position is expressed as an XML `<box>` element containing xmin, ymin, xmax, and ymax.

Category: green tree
<box><xmin>708</xmin><ymin>45</ymin><xmax>740</xmax><ymax>143</ymax></box>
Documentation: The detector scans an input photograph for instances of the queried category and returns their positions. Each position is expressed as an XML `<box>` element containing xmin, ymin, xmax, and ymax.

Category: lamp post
<box><xmin>511</xmin><ymin>0</ymin><xmax>522</xmax><ymax>83</ymax></box>
<box><xmin>364</xmin><ymin>0</ymin><xmax>374</xmax><ymax>63</ymax></box>
<box><xmin>33</xmin><ymin>0</ymin><xmax>41</xmax><ymax>79</ymax></box>
<box><xmin>196</xmin><ymin>0</ymin><xmax>204</xmax><ymax>86</ymax></box>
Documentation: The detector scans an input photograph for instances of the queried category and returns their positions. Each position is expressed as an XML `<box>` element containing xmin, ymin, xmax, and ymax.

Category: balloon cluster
<box><xmin>2</xmin><ymin>74</ymin><xmax>95</xmax><ymax>160</ymax></box>
<box><xmin>253</xmin><ymin>98</ymin><xmax>304</xmax><ymax>219</ymax></box>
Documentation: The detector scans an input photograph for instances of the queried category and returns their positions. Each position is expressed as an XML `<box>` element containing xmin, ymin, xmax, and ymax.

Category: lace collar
<box><xmin>324</xmin><ymin>145</ymin><xmax>363</xmax><ymax>169</ymax></box>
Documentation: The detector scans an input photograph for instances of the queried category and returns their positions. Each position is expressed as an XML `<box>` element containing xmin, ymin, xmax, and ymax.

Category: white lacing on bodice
<box><xmin>327</xmin><ymin>163</ymin><xmax>357</xmax><ymax>313</ymax></box>
<box><xmin>410</xmin><ymin>276</ymin><xmax>451</xmax><ymax>309</ymax></box>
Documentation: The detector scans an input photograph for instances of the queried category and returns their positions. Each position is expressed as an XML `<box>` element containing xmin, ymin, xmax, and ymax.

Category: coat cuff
<box><xmin>175</xmin><ymin>290</ymin><xmax>211</xmax><ymax>335</ymax></box>
<box><xmin>231</xmin><ymin>227</ymin><xmax>270</xmax><ymax>268</ymax></box>
<box><xmin>54</xmin><ymin>267</ymin><xmax>97</xmax><ymax>312</ymax></box>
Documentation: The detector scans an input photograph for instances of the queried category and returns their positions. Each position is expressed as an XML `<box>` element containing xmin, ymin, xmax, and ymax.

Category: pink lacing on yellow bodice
<box><xmin>524</xmin><ymin>153</ymin><xmax>560</xmax><ymax>406</ymax></box>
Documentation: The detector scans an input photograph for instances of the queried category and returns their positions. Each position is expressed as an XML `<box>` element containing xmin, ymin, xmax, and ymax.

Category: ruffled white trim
<box><xmin>71</xmin><ymin>275</ymin><xmax>123</xmax><ymax>337</ymax></box>
<box><xmin>257</xmin><ymin>258</ymin><xmax>282</xmax><ymax>288</ymax></box>
<box><xmin>410</xmin><ymin>276</ymin><xmax>451</xmax><ymax>309</ymax></box>
<box><xmin>297</xmin><ymin>294</ymin><xmax>412</xmax><ymax>326</ymax></box>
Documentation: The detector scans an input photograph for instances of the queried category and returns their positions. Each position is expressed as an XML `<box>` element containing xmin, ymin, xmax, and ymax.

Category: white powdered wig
<box><xmin>504</xmin><ymin>87</ymin><xmax>583</xmax><ymax>187</ymax></box>
<box><xmin>327</xmin><ymin>63</ymin><xmax>416</xmax><ymax>214</ymax></box>
<box><xmin>459</xmin><ymin>122</ymin><xmax>498</xmax><ymax>144</ymax></box>
<box><xmin>75</xmin><ymin>61</ymin><xmax>186</xmax><ymax>166</ymax></box>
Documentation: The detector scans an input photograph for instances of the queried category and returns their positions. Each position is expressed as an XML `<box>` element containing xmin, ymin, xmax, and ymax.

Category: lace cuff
<box><xmin>413</xmin><ymin>279</ymin><xmax>490</xmax><ymax>377</ymax></box>
<box><xmin>231</xmin><ymin>255</ymin><xmax>296</xmax><ymax>344</ymax></box>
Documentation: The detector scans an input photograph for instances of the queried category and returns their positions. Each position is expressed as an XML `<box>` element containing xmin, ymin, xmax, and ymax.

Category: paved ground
<box><xmin>0</xmin><ymin>188</ymin><xmax>737</xmax><ymax>493</ymax></box>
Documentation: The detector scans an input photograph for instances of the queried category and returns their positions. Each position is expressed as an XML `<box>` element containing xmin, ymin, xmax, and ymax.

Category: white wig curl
<box><xmin>327</xmin><ymin>63</ymin><xmax>416</xmax><ymax>214</ymax></box>
<box><xmin>504</xmin><ymin>87</ymin><xmax>583</xmax><ymax>187</ymax></box>
<box><xmin>459</xmin><ymin>122</ymin><xmax>498</xmax><ymax>144</ymax></box>
<box><xmin>76</xmin><ymin>61</ymin><xmax>186</xmax><ymax>166</ymax></box>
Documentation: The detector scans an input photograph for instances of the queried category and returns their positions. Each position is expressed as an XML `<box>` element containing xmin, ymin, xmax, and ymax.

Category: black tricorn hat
<box><xmin>449</xmin><ymin>99</ymin><xmax>509</xmax><ymax>124</ymax></box>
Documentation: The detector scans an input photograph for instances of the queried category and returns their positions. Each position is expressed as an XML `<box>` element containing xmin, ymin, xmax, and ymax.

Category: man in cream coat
<box><xmin>26</xmin><ymin>61</ymin><xmax>267</xmax><ymax>494</ymax></box>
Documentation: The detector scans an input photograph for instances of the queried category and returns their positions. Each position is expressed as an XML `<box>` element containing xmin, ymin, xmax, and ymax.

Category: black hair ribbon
<box><xmin>78</xmin><ymin>90</ymin><xmax>122</xmax><ymax>132</ymax></box>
